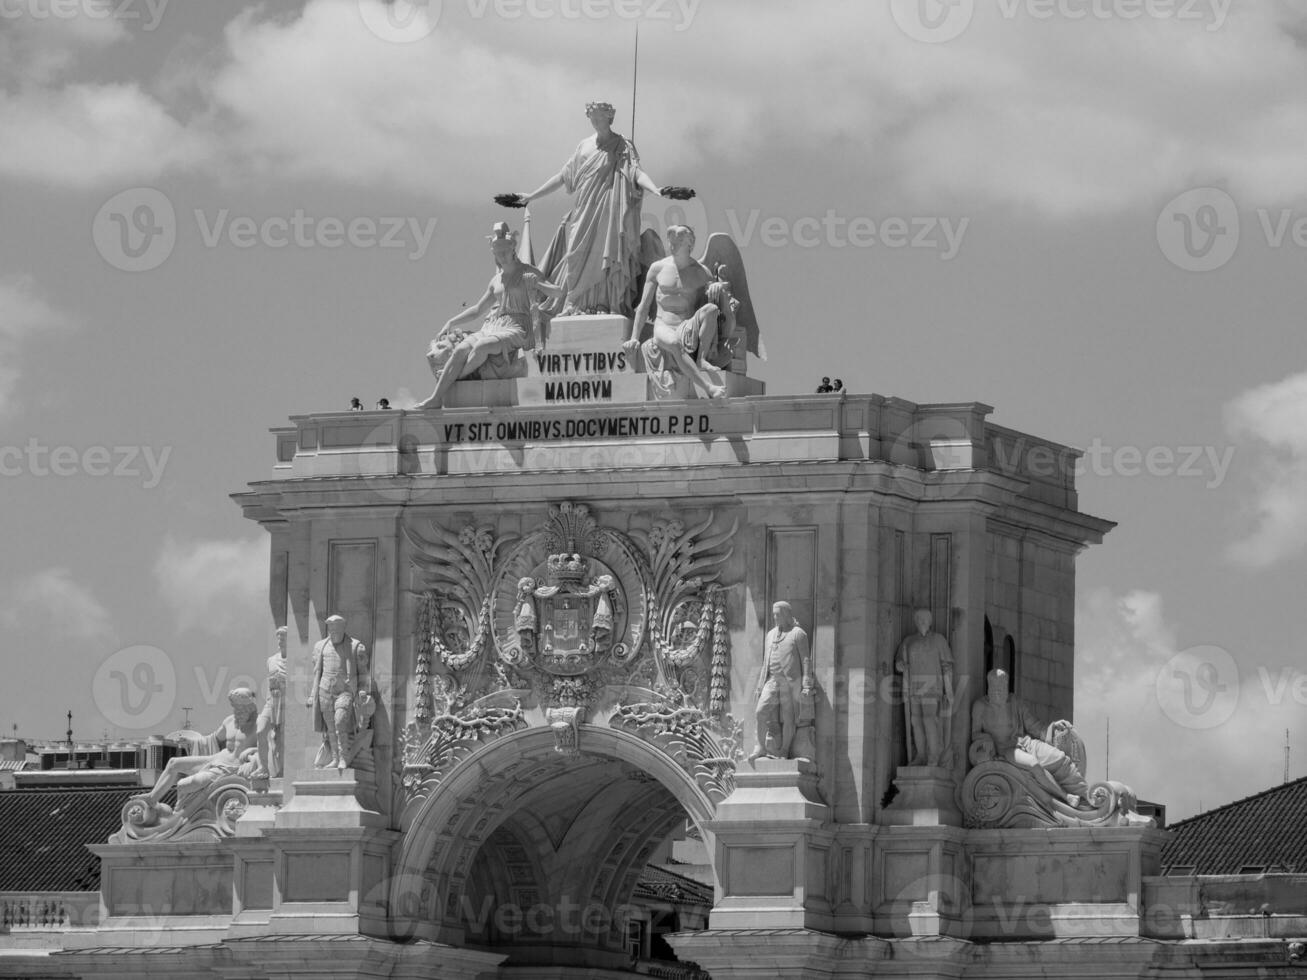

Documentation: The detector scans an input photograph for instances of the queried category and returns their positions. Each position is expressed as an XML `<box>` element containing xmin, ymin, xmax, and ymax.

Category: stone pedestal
<box><xmin>441</xmin><ymin>313</ymin><xmax>766</xmax><ymax>409</ymax></box>
<box><xmin>263</xmin><ymin>767</ymin><xmax>396</xmax><ymax>938</ymax></box>
<box><xmin>84</xmin><ymin>842</ymin><xmax>235</xmax><ymax>947</ymax></box>
<box><xmin>707</xmin><ymin>759</ymin><xmax>835</xmax><ymax>932</ymax></box>
<box><xmin>882</xmin><ymin>765</ymin><xmax>962</xmax><ymax>827</ymax></box>
<box><xmin>668</xmin><ymin>929</ymin><xmax>882</xmax><ymax>980</ymax></box>
<box><xmin>965</xmin><ymin>827</ymin><xmax>1168</xmax><ymax>939</ymax></box>
<box><xmin>872</xmin><ymin>827</ymin><xmax>970</xmax><ymax>938</ymax></box>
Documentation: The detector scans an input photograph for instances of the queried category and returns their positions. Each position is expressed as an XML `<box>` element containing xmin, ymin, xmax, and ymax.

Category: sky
<box><xmin>1</xmin><ymin>0</ymin><xmax>1305</xmax><ymax>822</ymax></box>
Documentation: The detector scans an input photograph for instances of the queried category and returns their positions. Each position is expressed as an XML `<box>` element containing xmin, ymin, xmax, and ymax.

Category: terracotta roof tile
<box><xmin>1161</xmin><ymin>776</ymin><xmax>1307</xmax><ymax>874</ymax></box>
<box><xmin>633</xmin><ymin>865</ymin><xmax>712</xmax><ymax>907</ymax></box>
<box><xmin>0</xmin><ymin>786</ymin><xmax>137</xmax><ymax>891</ymax></box>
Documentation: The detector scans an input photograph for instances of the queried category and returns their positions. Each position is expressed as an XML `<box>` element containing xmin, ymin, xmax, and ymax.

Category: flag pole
<box><xmin>630</xmin><ymin>23</ymin><xmax>640</xmax><ymax>145</ymax></box>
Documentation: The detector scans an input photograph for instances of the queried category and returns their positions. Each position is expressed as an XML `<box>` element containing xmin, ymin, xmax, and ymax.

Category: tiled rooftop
<box><xmin>1161</xmin><ymin>775</ymin><xmax>1307</xmax><ymax>874</ymax></box>
<box><xmin>633</xmin><ymin>864</ymin><xmax>713</xmax><ymax>908</ymax></box>
<box><xmin>0</xmin><ymin>785</ymin><xmax>138</xmax><ymax>891</ymax></box>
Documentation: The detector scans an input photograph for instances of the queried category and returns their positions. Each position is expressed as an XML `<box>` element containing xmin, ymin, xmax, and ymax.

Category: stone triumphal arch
<box><xmin>391</xmin><ymin>725</ymin><xmax>716</xmax><ymax>959</ymax></box>
<box><xmin>23</xmin><ymin>194</ymin><xmax>1222</xmax><ymax>977</ymax></box>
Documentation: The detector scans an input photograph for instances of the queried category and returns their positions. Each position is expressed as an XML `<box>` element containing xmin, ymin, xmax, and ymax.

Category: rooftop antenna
<box><xmin>66</xmin><ymin>710</ymin><xmax>72</xmax><ymax>747</ymax></box>
<box><xmin>1105</xmin><ymin>716</ymin><xmax>1110</xmax><ymax>781</ymax></box>
<box><xmin>1285</xmin><ymin>728</ymin><xmax>1291</xmax><ymax>783</ymax></box>
<box><xmin>181</xmin><ymin>706</ymin><xmax>193</xmax><ymax>730</ymax></box>
<box><xmin>630</xmin><ymin>23</ymin><xmax>639</xmax><ymax>146</ymax></box>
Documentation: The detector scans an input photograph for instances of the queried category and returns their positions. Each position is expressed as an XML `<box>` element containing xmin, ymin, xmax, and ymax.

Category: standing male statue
<box><xmin>895</xmin><ymin>609</ymin><xmax>955</xmax><ymax>767</ymax></box>
<box><xmin>970</xmin><ymin>668</ymin><xmax>1089</xmax><ymax>804</ymax></box>
<box><xmin>307</xmin><ymin>614</ymin><xmax>365</xmax><ymax>770</ymax></box>
<box><xmin>254</xmin><ymin>626</ymin><xmax>287</xmax><ymax>779</ymax></box>
<box><xmin>498</xmin><ymin>101</ymin><xmax>694</xmax><ymax>317</ymax></box>
<box><xmin>751</xmin><ymin>601</ymin><xmax>814</xmax><ymax>762</ymax></box>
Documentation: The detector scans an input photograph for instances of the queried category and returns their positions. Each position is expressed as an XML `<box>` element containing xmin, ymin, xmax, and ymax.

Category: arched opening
<box><xmin>391</xmin><ymin>726</ymin><xmax>717</xmax><ymax>975</ymax></box>
<box><xmin>983</xmin><ymin>617</ymin><xmax>994</xmax><ymax>677</ymax></box>
<box><xmin>1005</xmin><ymin>635</ymin><xmax>1018</xmax><ymax>694</ymax></box>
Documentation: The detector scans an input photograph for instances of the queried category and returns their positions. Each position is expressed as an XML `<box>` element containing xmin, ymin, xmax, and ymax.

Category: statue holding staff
<box><xmin>895</xmin><ymin>609</ymin><xmax>955</xmax><ymax>768</ymax></box>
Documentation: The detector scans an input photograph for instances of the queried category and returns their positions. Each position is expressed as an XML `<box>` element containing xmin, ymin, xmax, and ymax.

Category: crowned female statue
<box><xmin>417</xmin><ymin>223</ymin><xmax>564</xmax><ymax>410</ymax></box>
<box><xmin>497</xmin><ymin>101</ymin><xmax>695</xmax><ymax>318</ymax></box>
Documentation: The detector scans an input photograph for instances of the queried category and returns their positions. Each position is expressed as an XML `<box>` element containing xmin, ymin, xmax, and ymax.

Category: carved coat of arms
<box><xmin>399</xmin><ymin>501</ymin><xmax>746</xmax><ymax>814</ymax></box>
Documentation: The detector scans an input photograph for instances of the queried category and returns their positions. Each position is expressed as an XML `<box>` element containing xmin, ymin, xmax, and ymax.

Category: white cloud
<box><xmin>0</xmin><ymin>0</ymin><xmax>130</xmax><ymax>87</ymax></box>
<box><xmin>154</xmin><ymin>535</ymin><xmax>267</xmax><ymax>633</ymax></box>
<box><xmin>0</xmin><ymin>83</ymin><xmax>205</xmax><ymax>187</ymax></box>
<box><xmin>1224</xmin><ymin>369</ymin><xmax>1307</xmax><ymax>567</ymax></box>
<box><xmin>183</xmin><ymin>1</ymin><xmax>1307</xmax><ymax>213</ymax></box>
<box><xmin>0</xmin><ymin>275</ymin><xmax>76</xmax><ymax>416</ymax></box>
<box><xmin>1076</xmin><ymin>587</ymin><xmax>1302</xmax><ymax>822</ymax></box>
<box><xmin>7</xmin><ymin>1</ymin><xmax>1307</xmax><ymax>215</ymax></box>
<box><xmin>0</xmin><ymin>0</ymin><xmax>204</xmax><ymax>187</ymax></box>
<box><xmin>0</xmin><ymin>567</ymin><xmax>114</xmax><ymax>641</ymax></box>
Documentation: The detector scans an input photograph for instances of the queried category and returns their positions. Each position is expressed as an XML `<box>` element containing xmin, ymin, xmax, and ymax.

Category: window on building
<box><xmin>625</xmin><ymin>918</ymin><xmax>648</xmax><ymax>963</ymax></box>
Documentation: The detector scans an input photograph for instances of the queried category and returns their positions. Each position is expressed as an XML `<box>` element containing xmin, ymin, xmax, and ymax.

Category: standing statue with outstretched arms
<box><xmin>496</xmin><ymin>101</ymin><xmax>694</xmax><ymax>317</ymax></box>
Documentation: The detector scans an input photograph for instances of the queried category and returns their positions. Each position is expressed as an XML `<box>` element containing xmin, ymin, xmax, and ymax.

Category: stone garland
<box><xmin>430</xmin><ymin>595</ymin><xmax>492</xmax><ymax>673</ymax></box>
<box><xmin>414</xmin><ymin>594</ymin><xmax>435</xmax><ymax>727</ymax></box>
<box><xmin>708</xmin><ymin>594</ymin><xmax>730</xmax><ymax>716</ymax></box>
<box><xmin>661</xmin><ymin>592</ymin><xmax>717</xmax><ymax>669</ymax></box>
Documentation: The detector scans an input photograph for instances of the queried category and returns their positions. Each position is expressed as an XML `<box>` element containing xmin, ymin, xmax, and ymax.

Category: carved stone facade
<box><xmin>398</xmin><ymin>501</ymin><xmax>742</xmax><ymax>820</ymax></box>
<box><xmin>16</xmin><ymin>395</ymin><xmax>1276</xmax><ymax>980</ymax></box>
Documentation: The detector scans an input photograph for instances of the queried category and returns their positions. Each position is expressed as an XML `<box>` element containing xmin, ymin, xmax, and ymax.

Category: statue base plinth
<box><xmin>535</xmin><ymin>313</ymin><xmax>630</xmax><ymax>353</ymax></box>
<box><xmin>233</xmin><ymin>781</ymin><xmax>283</xmax><ymax>836</ymax></box>
<box><xmin>882</xmin><ymin>765</ymin><xmax>962</xmax><ymax>827</ymax></box>
<box><xmin>276</xmin><ymin>766</ymin><xmax>384</xmax><ymax>830</ymax></box>
<box><xmin>707</xmin><ymin>759</ymin><xmax>835</xmax><ymax>932</ymax></box>
<box><xmin>437</xmin><ymin>313</ymin><xmax>765</xmax><ymax>409</ymax></box>
<box><xmin>257</xmin><ymin>770</ymin><xmax>397</xmax><ymax>938</ymax></box>
<box><xmin>872</xmin><ymin>825</ymin><xmax>970</xmax><ymax>938</ymax></box>
<box><xmin>668</xmin><ymin>929</ymin><xmax>882</xmax><ymax>980</ymax></box>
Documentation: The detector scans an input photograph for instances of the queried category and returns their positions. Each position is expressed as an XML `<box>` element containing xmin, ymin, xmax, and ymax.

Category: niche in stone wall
<box><xmin>766</xmin><ymin>527</ymin><xmax>817</xmax><ymax>632</ymax></box>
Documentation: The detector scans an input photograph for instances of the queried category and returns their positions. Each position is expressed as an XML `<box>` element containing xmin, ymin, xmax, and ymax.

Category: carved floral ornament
<box><xmin>399</xmin><ymin>502</ymin><xmax>745</xmax><ymax>816</ymax></box>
